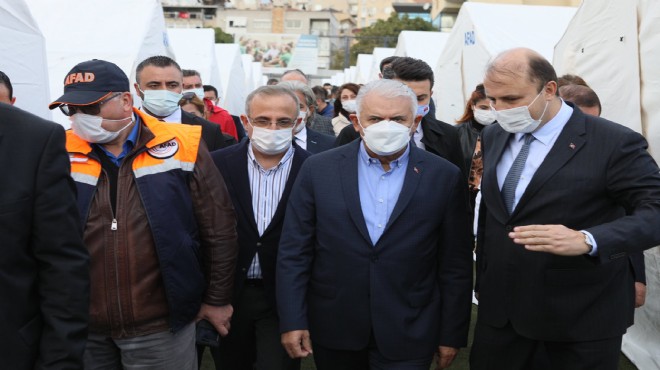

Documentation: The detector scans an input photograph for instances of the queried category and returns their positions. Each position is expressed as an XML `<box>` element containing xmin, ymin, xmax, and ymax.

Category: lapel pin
<box><xmin>569</xmin><ymin>143</ymin><xmax>576</xmax><ymax>150</ymax></box>
<box><xmin>413</xmin><ymin>166</ymin><xmax>420</xmax><ymax>174</ymax></box>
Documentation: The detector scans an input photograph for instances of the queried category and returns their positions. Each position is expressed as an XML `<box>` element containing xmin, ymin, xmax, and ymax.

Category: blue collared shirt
<box><xmin>358</xmin><ymin>142</ymin><xmax>410</xmax><ymax>245</ymax></box>
<box><xmin>94</xmin><ymin>114</ymin><xmax>140</xmax><ymax>167</ymax></box>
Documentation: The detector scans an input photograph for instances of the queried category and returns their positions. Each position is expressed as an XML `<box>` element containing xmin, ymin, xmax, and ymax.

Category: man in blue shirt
<box><xmin>277</xmin><ymin>79</ymin><xmax>473</xmax><ymax>370</ymax></box>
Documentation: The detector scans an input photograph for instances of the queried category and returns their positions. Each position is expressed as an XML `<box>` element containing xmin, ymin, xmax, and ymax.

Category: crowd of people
<box><xmin>2</xmin><ymin>48</ymin><xmax>659</xmax><ymax>370</ymax></box>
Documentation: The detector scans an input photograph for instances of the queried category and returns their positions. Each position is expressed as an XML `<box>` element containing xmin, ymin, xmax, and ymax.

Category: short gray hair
<box><xmin>245</xmin><ymin>85</ymin><xmax>300</xmax><ymax>118</ymax></box>
<box><xmin>355</xmin><ymin>79</ymin><xmax>417</xmax><ymax>118</ymax></box>
<box><xmin>278</xmin><ymin>81</ymin><xmax>316</xmax><ymax>108</ymax></box>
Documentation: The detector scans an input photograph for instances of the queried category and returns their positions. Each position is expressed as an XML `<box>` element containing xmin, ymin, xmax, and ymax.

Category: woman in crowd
<box><xmin>331</xmin><ymin>83</ymin><xmax>360</xmax><ymax>136</ymax></box>
<box><xmin>178</xmin><ymin>92</ymin><xmax>206</xmax><ymax>118</ymax></box>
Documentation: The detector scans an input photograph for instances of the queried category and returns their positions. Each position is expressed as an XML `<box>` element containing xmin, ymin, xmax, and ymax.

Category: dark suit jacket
<box><xmin>0</xmin><ymin>104</ymin><xmax>89</xmax><ymax>369</ymax></box>
<box><xmin>476</xmin><ymin>106</ymin><xmax>660</xmax><ymax>342</ymax></box>
<box><xmin>305</xmin><ymin>127</ymin><xmax>334</xmax><ymax>154</ymax></box>
<box><xmin>421</xmin><ymin>115</ymin><xmax>467</xmax><ymax>177</ymax></box>
<box><xmin>277</xmin><ymin>140</ymin><xmax>473</xmax><ymax>360</ymax></box>
<box><xmin>212</xmin><ymin>141</ymin><xmax>310</xmax><ymax>309</ymax></box>
<box><xmin>180</xmin><ymin>110</ymin><xmax>236</xmax><ymax>151</ymax></box>
<box><xmin>231</xmin><ymin>114</ymin><xmax>247</xmax><ymax>141</ymax></box>
<box><xmin>308</xmin><ymin>113</ymin><xmax>335</xmax><ymax>136</ymax></box>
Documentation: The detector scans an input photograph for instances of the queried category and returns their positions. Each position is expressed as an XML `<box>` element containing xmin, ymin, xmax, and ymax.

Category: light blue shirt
<box><xmin>357</xmin><ymin>142</ymin><xmax>410</xmax><ymax>245</ymax></box>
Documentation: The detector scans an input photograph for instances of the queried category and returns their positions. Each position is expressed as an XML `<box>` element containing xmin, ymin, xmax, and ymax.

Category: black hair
<box><xmin>528</xmin><ymin>54</ymin><xmax>558</xmax><ymax>96</ymax></box>
<box><xmin>135</xmin><ymin>56</ymin><xmax>181</xmax><ymax>83</ymax></box>
<box><xmin>311</xmin><ymin>86</ymin><xmax>327</xmax><ymax>101</ymax></box>
<box><xmin>0</xmin><ymin>70</ymin><xmax>13</xmax><ymax>99</ymax></box>
<box><xmin>182</xmin><ymin>69</ymin><xmax>200</xmax><ymax>78</ymax></box>
<box><xmin>382</xmin><ymin>57</ymin><xmax>434</xmax><ymax>88</ymax></box>
<box><xmin>379</xmin><ymin>56</ymin><xmax>399</xmax><ymax>73</ymax></box>
<box><xmin>203</xmin><ymin>85</ymin><xmax>218</xmax><ymax>97</ymax></box>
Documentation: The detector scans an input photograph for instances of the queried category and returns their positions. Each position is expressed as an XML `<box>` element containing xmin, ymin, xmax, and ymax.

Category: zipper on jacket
<box><xmin>111</xmin><ymin>218</ymin><xmax>118</xmax><ymax>230</ymax></box>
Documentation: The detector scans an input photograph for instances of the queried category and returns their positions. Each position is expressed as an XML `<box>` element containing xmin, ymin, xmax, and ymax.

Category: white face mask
<box><xmin>342</xmin><ymin>99</ymin><xmax>357</xmax><ymax>113</ymax></box>
<box><xmin>183</xmin><ymin>88</ymin><xmax>205</xmax><ymax>100</ymax></box>
<box><xmin>139</xmin><ymin>88</ymin><xmax>182</xmax><ymax>117</ymax></box>
<box><xmin>359</xmin><ymin>120</ymin><xmax>412</xmax><ymax>156</ymax></box>
<box><xmin>473</xmin><ymin>108</ymin><xmax>496</xmax><ymax>126</ymax></box>
<box><xmin>492</xmin><ymin>91</ymin><xmax>548</xmax><ymax>133</ymax></box>
<box><xmin>71</xmin><ymin>113</ymin><xmax>133</xmax><ymax>144</ymax></box>
<box><xmin>249</xmin><ymin>121</ymin><xmax>293</xmax><ymax>155</ymax></box>
<box><xmin>294</xmin><ymin>109</ymin><xmax>307</xmax><ymax>134</ymax></box>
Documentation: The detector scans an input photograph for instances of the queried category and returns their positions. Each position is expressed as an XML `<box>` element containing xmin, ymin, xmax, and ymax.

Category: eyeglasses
<box><xmin>248</xmin><ymin>117</ymin><xmax>297</xmax><ymax>128</ymax></box>
<box><xmin>59</xmin><ymin>92</ymin><xmax>122</xmax><ymax>117</ymax></box>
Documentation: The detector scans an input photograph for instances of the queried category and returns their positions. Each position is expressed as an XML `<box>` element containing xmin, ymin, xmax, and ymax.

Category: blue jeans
<box><xmin>84</xmin><ymin>322</ymin><xmax>197</xmax><ymax>370</ymax></box>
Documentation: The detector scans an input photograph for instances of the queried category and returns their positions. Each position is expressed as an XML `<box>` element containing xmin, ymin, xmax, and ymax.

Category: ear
<box><xmin>134</xmin><ymin>83</ymin><xmax>143</xmax><ymax>99</ymax></box>
<box><xmin>413</xmin><ymin>114</ymin><xmax>423</xmax><ymax>130</ymax></box>
<box><xmin>10</xmin><ymin>97</ymin><xmax>16</xmax><ymax>105</ymax></box>
<box><xmin>350</xmin><ymin>113</ymin><xmax>362</xmax><ymax>133</ymax></box>
<box><xmin>545</xmin><ymin>81</ymin><xmax>557</xmax><ymax>98</ymax></box>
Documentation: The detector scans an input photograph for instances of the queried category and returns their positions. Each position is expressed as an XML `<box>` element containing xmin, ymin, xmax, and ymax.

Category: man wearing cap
<box><xmin>134</xmin><ymin>56</ymin><xmax>235</xmax><ymax>151</ymax></box>
<box><xmin>49</xmin><ymin>59</ymin><xmax>238</xmax><ymax>369</ymax></box>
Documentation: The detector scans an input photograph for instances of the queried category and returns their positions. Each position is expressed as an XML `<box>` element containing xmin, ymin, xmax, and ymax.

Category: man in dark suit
<box><xmin>471</xmin><ymin>48</ymin><xmax>660</xmax><ymax>370</ymax></box>
<box><xmin>279</xmin><ymin>81</ymin><xmax>335</xmax><ymax>154</ymax></box>
<box><xmin>134</xmin><ymin>56</ymin><xmax>236</xmax><ymax>151</ymax></box>
<box><xmin>211</xmin><ymin>85</ymin><xmax>310</xmax><ymax>370</ymax></box>
<box><xmin>382</xmin><ymin>57</ymin><xmax>466</xmax><ymax>176</ymax></box>
<box><xmin>277</xmin><ymin>79</ymin><xmax>473</xmax><ymax>369</ymax></box>
<box><xmin>0</xmin><ymin>103</ymin><xmax>89</xmax><ymax>369</ymax></box>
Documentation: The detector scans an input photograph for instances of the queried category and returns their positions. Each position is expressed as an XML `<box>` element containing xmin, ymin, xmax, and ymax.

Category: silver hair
<box><xmin>277</xmin><ymin>81</ymin><xmax>316</xmax><ymax>108</ymax></box>
<box><xmin>355</xmin><ymin>79</ymin><xmax>417</xmax><ymax>118</ymax></box>
<box><xmin>244</xmin><ymin>85</ymin><xmax>300</xmax><ymax>118</ymax></box>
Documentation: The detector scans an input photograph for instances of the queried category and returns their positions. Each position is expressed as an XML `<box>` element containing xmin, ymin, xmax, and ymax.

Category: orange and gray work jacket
<box><xmin>66</xmin><ymin>108</ymin><xmax>237</xmax><ymax>338</ymax></box>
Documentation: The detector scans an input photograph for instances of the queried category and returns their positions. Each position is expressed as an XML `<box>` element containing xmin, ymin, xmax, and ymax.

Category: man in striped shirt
<box><xmin>210</xmin><ymin>85</ymin><xmax>311</xmax><ymax>370</ymax></box>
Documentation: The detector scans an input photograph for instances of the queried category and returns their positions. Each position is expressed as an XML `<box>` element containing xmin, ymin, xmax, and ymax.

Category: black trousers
<box><xmin>470</xmin><ymin>321</ymin><xmax>622</xmax><ymax>370</ymax></box>
<box><xmin>208</xmin><ymin>283</ymin><xmax>299</xmax><ymax>370</ymax></box>
<box><xmin>313</xmin><ymin>332</ymin><xmax>433</xmax><ymax>370</ymax></box>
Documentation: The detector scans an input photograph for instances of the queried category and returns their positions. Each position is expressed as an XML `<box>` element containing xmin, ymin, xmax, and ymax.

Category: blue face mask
<box><xmin>138</xmin><ymin>88</ymin><xmax>182</xmax><ymax>117</ymax></box>
<box><xmin>417</xmin><ymin>104</ymin><xmax>430</xmax><ymax>117</ymax></box>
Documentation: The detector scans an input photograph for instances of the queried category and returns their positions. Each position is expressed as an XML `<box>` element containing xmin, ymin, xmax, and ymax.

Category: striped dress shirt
<box><xmin>246</xmin><ymin>144</ymin><xmax>295</xmax><ymax>279</ymax></box>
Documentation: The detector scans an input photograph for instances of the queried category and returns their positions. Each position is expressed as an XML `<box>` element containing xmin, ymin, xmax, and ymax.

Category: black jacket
<box><xmin>180</xmin><ymin>110</ymin><xmax>236</xmax><ymax>151</ymax></box>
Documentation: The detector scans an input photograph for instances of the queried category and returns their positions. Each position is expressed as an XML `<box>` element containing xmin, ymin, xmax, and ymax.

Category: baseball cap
<box><xmin>48</xmin><ymin>59</ymin><xmax>129</xmax><ymax>109</ymax></box>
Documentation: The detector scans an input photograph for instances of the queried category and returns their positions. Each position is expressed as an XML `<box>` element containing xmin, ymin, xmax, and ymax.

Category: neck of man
<box><xmin>534</xmin><ymin>97</ymin><xmax>563</xmax><ymax>132</ymax></box>
<box><xmin>365</xmin><ymin>144</ymin><xmax>406</xmax><ymax>172</ymax></box>
<box><xmin>100</xmin><ymin>119</ymin><xmax>136</xmax><ymax>156</ymax></box>
<box><xmin>252</xmin><ymin>144</ymin><xmax>289</xmax><ymax>170</ymax></box>
<box><xmin>317</xmin><ymin>101</ymin><xmax>327</xmax><ymax>110</ymax></box>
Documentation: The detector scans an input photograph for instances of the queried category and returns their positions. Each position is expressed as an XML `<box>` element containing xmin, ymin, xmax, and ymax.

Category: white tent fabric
<box><xmin>167</xmin><ymin>28</ymin><xmax>222</xmax><ymax>97</ymax></box>
<box><xmin>251</xmin><ymin>62</ymin><xmax>264</xmax><ymax>91</ymax></box>
<box><xmin>241</xmin><ymin>54</ymin><xmax>254</xmax><ymax>95</ymax></box>
<box><xmin>394</xmin><ymin>31</ymin><xmax>449</xmax><ymax>71</ymax></box>
<box><xmin>369</xmin><ymin>47</ymin><xmax>395</xmax><ymax>81</ymax></box>
<box><xmin>214</xmin><ymin>44</ymin><xmax>246</xmax><ymax>116</ymax></box>
<box><xmin>0</xmin><ymin>0</ymin><xmax>51</xmax><ymax>120</ymax></box>
<box><xmin>553</xmin><ymin>0</ymin><xmax>640</xmax><ymax>133</ymax></box>
<box><xmin>355</xmin><ymin>54</ymin><xmax>374</xmax><ymax>84</ymax></box>
<box><xmin>554</xmin><ymin>1</ymin><xmax>660</xmax><ymax>367</ymax></box>
<box><xmin>25</xmin><ymin>0</ymin><xmax>174</xmax><ymax>127</ymax></box>
<box><xmin>434</xmin><ymin>3</ymin><xmax>576</xmax><ymax>124</ymax></box>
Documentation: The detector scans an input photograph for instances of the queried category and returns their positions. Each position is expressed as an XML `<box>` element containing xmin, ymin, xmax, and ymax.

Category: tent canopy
<box><xmin>369</xmin><ymin>47</ymin><xmax>395</xmax><ymax>82</ymax></box>
<box><xmin>434</xmin><ymin>3</ymin><xmax>576</xmax><ymax>124</ymax></box>
<box><xmin>394</xmin><ymin>31</ymin><xmax>449</xmax><ymax>71</ymax></box>
<box><xmin>215</xmin><ymin>43</ymin><xmax>247</xmax><ymax>116</ymax></box>
<box><xmin>355</xmin><ymin>54</ymin><xmax>374</xmax><ymax>84</ymax></box>
<box><xmin>0</xmin><ymin>0</ymin><xmax>51</xmax><ymax>119</ymax></box>
<box><xmin>167</xmin><ymin>28</ymin><xmax>222</xmax><ymax>96</ymax></box>
<box><xmin>25</xmin><ymin>0</ymin><xmax>174</xmax><ymax>127</ymax></box>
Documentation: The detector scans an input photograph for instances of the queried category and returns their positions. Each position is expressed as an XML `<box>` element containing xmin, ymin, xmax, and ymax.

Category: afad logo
<box><xmin>64</xmin><ymin>72</ymin><xmax>95</xmax><ymax>85</ymax></box>
<box><xmin>148</xmin><ymin>139</ymin><xmax>179</xmax><ymax>159</ymax></box>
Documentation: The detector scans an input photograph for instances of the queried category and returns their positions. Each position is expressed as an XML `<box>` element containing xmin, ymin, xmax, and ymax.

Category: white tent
<box><xmin>25</xmin><ymin>0</ymin><xmax>174</xmax><ymax>127</ymax></box>
<box><xmin>0</xmin><ymin>0</ymin><xmax>51</xmax><ymax>119</ymax></box>
<box><xmin>167</xmin><ymin>28</ymin><xmax>222</xmax><ymax>96</ymax></box>
<box><xmin>355</xmin><ymin>54</ymin><xmax>374</xmax><ymax>84</ymax></box>
<box><xmin>241</xmin><ymin>55</ymin><xmax>254</xmax><ymax>94</ymax></box>
<box><xmin>434</xmin><ymin>3</ymin><xmax>576</xmax><ymax>124</ymax></box>
<box><xmin>553</xmin><ymin>1</ymin><xmax>660</xmax><ymax>367</ymax></box>
<box><xmin>251</xmin><ymin>62</ymin><xmax>264</xmax><ymax>91</ymax></box>
<box><xmin>214</xmin><ymin>43</ymin><xmax>246</xmax><ymax>116</ymax></box>
<box><xmin>369</xmin><ymin>47</ymin><xmax>395</xmax><ymax>81</ymax></box>
<box><xmin>394</xmin><ymin>31</ymin><xmax>449</xmax><ymax>71</ymax></box>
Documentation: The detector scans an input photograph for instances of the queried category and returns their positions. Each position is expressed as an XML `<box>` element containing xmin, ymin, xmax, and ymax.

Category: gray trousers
<box><xmin>84</xmin><ymin>322</ymin><xmax>197</xmax><ymax>370</ymax></box>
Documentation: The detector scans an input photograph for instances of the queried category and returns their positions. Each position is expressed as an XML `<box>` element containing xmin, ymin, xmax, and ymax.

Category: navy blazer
<box><xmin>277</xmin><ymin>140</ymin><xmax>473</xmax><ymax>360</ymax></box>
<box><xmin>0</xmin><ymin>104</ymin><xmax>89</xmax><ymax>369</ymax></box>
<box><xmin>211</xmin><ymin>140</ymin><xmax>310</xmax><ymax>308</ymax></box>
<box><xmin>305</xmin><ymin>127</ymin><xmax>334</xmax><ymax>154</ymax></box>
<box><xmin>476</xmin><ymin>105</ymin><xmax>660</xmax><ymax>342</ymax></box>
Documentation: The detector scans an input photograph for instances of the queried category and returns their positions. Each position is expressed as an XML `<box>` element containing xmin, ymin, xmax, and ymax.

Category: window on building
<box><xmin>252</xmin><ymin>19</ymin><xmax>272</xmax><ymax>29</ymax></box>
<box><xmin>285</xmin><ymin>19</ymin><xmax>303</xmax><ymax>29</ymax></box>
<box><xmin>310</xmin><ymin>19</ymin><xmax>330</xmax><ymax>36</ymax></box>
